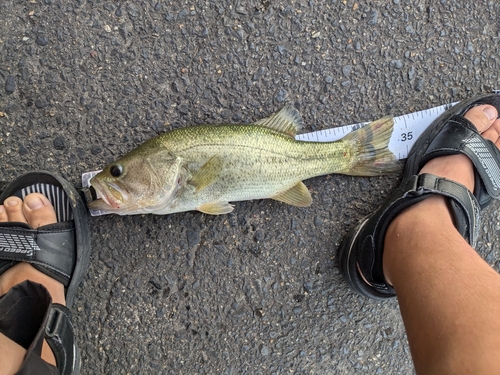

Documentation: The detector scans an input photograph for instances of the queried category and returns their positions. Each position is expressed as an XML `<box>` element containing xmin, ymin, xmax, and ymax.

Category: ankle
<box><xmin>382</xmin><ymin>195</ymin><xmax>454</xmax><ymax>285</ymax></box>
<box><xmin>381</xmin><ymin>152</ymin><xmax>477</xmax><ymax>286</ymax></box>
<box><xmin>0</xmin><ymin>263</ymin><xmax>65</xmax><ymax>305</ymax></box>
<box><xmin>419</xmin><ymin>154</ymin><xmax>475</xmax><ymax>192</ymax></box>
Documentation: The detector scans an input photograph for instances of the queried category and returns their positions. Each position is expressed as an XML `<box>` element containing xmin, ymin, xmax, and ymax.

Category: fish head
<box><xmin>89</xmin><ymin>147</ymin><xmax>186</xmax><ymax>214</ymax></box>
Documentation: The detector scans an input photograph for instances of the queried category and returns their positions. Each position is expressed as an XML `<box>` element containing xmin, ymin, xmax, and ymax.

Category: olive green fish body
<box><xmin>89</xmin><ymin>107</ymin><xmax>398</xmax><ymax>215</ymax></box>
<box><xmin>148</xmin><ymin>125</ymin><xmax>354</xmax><ymax>214</ymax></box>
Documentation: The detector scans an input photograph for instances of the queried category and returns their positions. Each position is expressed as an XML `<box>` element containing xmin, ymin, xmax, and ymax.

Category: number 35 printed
<box><xmin>400</xmin><ymin>132</ymin><xmax>413</xmax><ymax>141</ymax></box>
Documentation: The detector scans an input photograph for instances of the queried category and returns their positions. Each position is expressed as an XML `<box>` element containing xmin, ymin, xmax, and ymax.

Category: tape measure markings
<box><xmin>296</xmin><ymin>101</ymin><xmax>461</xmax><ymax>160</ymax></box>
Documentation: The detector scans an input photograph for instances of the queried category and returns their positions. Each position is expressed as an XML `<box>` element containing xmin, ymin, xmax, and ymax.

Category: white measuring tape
<box><xmin>295</xmin><ymin>101</ymin><xmax>458</xmax><ymax>160</ymax></box>
<box><xmin>296</xmin><ymin>90</ymin><xmax>500</xmax><ymax>158</ymax></box>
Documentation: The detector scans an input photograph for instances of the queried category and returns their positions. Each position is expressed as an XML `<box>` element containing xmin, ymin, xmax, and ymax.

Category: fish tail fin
<box><xmin>343</xmin><ymin>116</ymin><xmax>401</xmax><ymax>176</ymax></box>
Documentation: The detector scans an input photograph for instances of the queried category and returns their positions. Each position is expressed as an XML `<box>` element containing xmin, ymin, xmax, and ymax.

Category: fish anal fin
<box><xmin>271</xmin><ymin>181</ymin><xmax>312</xmax><ymax>207</ymax></box>
<box><xmin>197</xmin><ymin>201</ymin><xmax>234</xmax><ymax>215</ymax></box>
<box><xmin>189</xmin><ymin>155</ymin><xmax>224</xmax><ymax>192</ymax></box>
<box><xmin>254</xmin><ymin>106</ymin><xmax>304</xmax><ymax>137</ymax></box>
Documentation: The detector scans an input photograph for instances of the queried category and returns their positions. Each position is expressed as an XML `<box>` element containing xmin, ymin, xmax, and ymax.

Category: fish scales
<box><xmin>89</xmin><ymin>107</ymin><xmax>399</xmax><ymax>215</ymax></box>
<box><xmin>150</xmin><ymin>125</ymin><xmax>353</xmax><ymax>211</ymax></box>
<box><xmin>155</xmin><ymin>124</ymin><xmax>354</xmax><ymax>184</ymax></box>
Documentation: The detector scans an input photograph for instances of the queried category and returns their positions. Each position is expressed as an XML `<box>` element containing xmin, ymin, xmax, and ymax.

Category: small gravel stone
<box><xmin>252</xmin><ymin>67</ymin><xmax>267</xmax><ymax>81</ymax></box>
<box><xmin>36</xmin><ymin>35</ymin><xmax>49</xmax><ymax>46</ymax></box>
<box><xmin>408</xmin><ymin>66</ymin><xmax>416</xmax><ymax>80</ymax></box>
<box><xmin>414</xmin><ymin>78</ymin><xmax>424</xmax><ymax>91</ymax></box>
<box><xmin>366</xmin><ymin>9</ymin><xmax>378</xmax><ymax>25</ymax></box>
<box><xmin>275</xmin><ymin>88</ymin><xmax>287</xmax><ymax>102</ymax></box>
<box><xmin>187</xmin><ymin>230</ymin><xmax>200</xmax><ymax>247</ymax></box>
<box><xmin>90</xmin><ymin>145</ymin><xmax>102</xmax><ymax>155</ymax></box>
<box><xmin>53</xmin><ymin>136</ymin><xmax>66</xmax><ymax>150</ymax></box>
<box><xmin>18</xmin><ymin>143</ymin><xmax>28</xmax><ymax>155</ymax></box>
<box><xmin>5</xmin><ymin>76</ymin><xmax>15</xmax><ymax>93</ymax></box>
<box><xmin>314</xmin><ymin>216</ymin><xmax>323</xmax><ymax>227</ymax></box>
<box><xmin>39</xmin><ymin>131</ymin><xmax>51</xmax><ymax>139</ymax></box>
<box><xmin>253</xmin><ymin>229</ymin><xmax>264</xmax><ymax>242</ymax></box>
<box><xmin>342</xmin><ymin>65</ymin><xmax>351</xmax><ymax>77</ymax></box>
<box><xmin>391</xmin><ymin>60</ymin><xmax>403</xmax><ymax>69</ymax></box>
<box><xmin>35</xmin><ymin>99</ymin><xmax>49</xmax><ymax>109</ymax></box>
<box><xmin>129</xmin><ymin>114</ymin><xmax>140</xmax><ymax>127</ymax></box>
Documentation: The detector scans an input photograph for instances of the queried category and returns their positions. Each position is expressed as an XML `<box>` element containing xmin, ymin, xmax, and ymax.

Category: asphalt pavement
<box><xmin>1</xmin><ymin>0</ymin><xmax>500</xmax><ymax>374</ymax></box>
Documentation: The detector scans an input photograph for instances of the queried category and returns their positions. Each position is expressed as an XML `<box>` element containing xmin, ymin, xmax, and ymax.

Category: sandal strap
<box><xmin>45</xmin><ymin>304</ymin><xmax>80</xmax><ymax>375</ymax></box>
<box><xmin>403</xmin><ymin>174</ymin><xmax>481</xmax><ymax>246</ymax></box>
<box><xmin>361</xmin><ymin>173</ymin><xmax>481</xmax><ymax>293</ymax></box>
<box><xmin>423</xmin><ymin>114</ymin><xmax>500</xmax><ymax>207</ymax></box>
<box><xmin>0</xmin><ymin>222</ymin><xmax>75</xmax><ymax>286</ymax></box>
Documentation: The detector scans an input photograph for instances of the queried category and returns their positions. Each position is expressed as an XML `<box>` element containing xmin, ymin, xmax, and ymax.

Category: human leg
<box><xmin>384</xmin><ymin>125</ymin><xmax>500</xmax><ymax>373</ymax></box>
<box><xmin>339</xmin><ymin>94</ymin><xmax>500</xmax><ymax>374</ymax></box>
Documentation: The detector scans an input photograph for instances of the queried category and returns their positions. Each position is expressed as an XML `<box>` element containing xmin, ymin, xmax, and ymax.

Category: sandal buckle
<box><xmin>404</xmin><ymin>175</ymin><xmax>426</xmax><ymax>197</ymax></box>
<box><xmin>46</xmin><ymin>306</ymin><xmax>64</xmax><ymax>339</ymax></box>
<box><xmin>403</xmin><ymin>174</ymin><xmax>440</xmax><ymax>198</ymax></box>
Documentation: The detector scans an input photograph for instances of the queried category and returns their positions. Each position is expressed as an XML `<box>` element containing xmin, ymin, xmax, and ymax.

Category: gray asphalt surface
<box><xmin>1</xmin><ymin>0</ymin><xmax>500</xmax><ymax>374</ymax></box>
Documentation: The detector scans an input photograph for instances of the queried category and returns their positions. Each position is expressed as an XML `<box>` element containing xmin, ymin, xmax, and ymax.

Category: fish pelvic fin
<box><xmin>254</xmin><ymin>106</ymin><xmax>304</xmax><ymax>137</ymax></box>
<box><xmin>189</xmin><ymin>155</ymin><xmax>224</xmax><ymax>192</ymax></box>
<box><xmin>271</xmin><ymin>181</ymin><xmax>312</xmax><ymax>207</ymax></box>
<box><xmin>198</xmin><ymin>200</ymin><xmax>234</xmax><ymax>215</ymax></box>
<box><xmin>343</xmin><ymin>116</ymin><xmax>401</xmax><ymax>176</ymax></box>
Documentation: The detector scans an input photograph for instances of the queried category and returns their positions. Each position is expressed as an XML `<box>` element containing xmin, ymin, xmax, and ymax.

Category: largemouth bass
<box><xmin>89</xmin><ymin>107</ymin><xmax>398</xmax><ymax>215</ymax></box>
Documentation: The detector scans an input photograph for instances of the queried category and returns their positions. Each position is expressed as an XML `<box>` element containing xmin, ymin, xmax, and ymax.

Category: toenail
<box><xmin>5</xmin><ymin>198</ymin><xmax>19</xmax><ymax>207</ymax></box>
<box><xmin>482</xmin><ymin>106</ymin><xmax>498</xmax><ymax>121</ymax></box>
<box><xmin>26</xmin><ymin>197</ymin><xmax>45</xmax><ymax>210</ymax></box>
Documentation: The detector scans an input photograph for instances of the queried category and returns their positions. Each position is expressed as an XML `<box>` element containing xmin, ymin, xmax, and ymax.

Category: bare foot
<box><xmin>0</xmin><ymin>193</ymin><xmax>65</xmax><ymax>367</ymax></box>
<box><xmin>418</xmin><ymin>104</ymin><xmax>500</xmax><ymax>193</ymax></box>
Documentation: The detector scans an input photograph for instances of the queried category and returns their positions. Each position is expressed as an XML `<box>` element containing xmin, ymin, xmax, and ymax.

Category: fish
<box><xmin>88</xmin><ymin>107</ymin><xmax>399</xmax><ymax>215</ymax></box>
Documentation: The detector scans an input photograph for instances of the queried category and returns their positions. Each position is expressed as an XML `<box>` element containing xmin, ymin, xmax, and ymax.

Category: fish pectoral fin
<box><xmin>188</xmin><ymin>155</ymin><xmax>224</xmax><ymax>192</ymax></box>
<box><xmin>253</xmin><ymin>106</ymin><xmax>304</xmax><ymax>137</ymax></box>
<box><xmin>197</xmin><ymin>201</ymin><xmax>234</xmax><ymax>215</ymax></box>
<box><xmin>271</xmin><ymin>182</ymin><xmax>312</xmax><ymax>207</ymax></box>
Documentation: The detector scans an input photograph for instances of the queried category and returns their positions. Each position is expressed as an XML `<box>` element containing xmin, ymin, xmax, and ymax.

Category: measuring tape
<box><xmin>296</xmin><ymin>90</ymin><xmax>500</xmax><ymax>158</ymax></box>
<box><xmin>295</xmin><ymin>101</ymin><xmax>459</xmax><ymax>160</ymax></box>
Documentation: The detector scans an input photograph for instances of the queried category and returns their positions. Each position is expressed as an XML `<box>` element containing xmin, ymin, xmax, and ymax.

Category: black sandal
<box><xmin>338</xmin><ymin>93</ymin><xmax>500</xmax><ymax>299</ymax></box>
<box><xmin>0</xmin><ymin>171</ymin><xmax>91</xmax><ymax>374</ymax></box>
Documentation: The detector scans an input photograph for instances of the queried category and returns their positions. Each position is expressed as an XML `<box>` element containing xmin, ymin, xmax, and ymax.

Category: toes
<box><xmin>481</xmin><ymin>127</ymin><xmax>500</xmax><ymax>144</ymax></box>
<box><xmin>463</xmin><ymin>104</ymin><xmax>498</xmax><ymax>134</ymax></box>
<box><xmin>3</xmin><ymin>197</ymin><xmax>28</xmax><ymax>224</ymax></box>
<box><xmin>22</xmin><ymin>193</ymin><xmax>57</xmax><ymax>229</ymax></box>
<box><xmin>463</xmin><ymin>105</ymin><xmax>500</xmax><ymax>145</ymax></box>
<box><xmin>0</xmin><ymin>205</ymin><xmax>7</xmax><ymax>222</ymax></box>
<box><xmin>0</xmin><ymin>194</ymin><xmax>58</xmax><ymax>228</ymax></box>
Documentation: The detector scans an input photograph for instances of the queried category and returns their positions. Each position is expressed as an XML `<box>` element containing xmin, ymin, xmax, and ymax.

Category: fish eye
<box><xmin>110</xmin><ymin>164</ymin><xmax>123</xmax><ymax>177</ymax></box>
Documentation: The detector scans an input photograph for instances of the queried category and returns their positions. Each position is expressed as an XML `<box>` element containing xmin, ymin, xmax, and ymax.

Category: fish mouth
<box><xmin>89</xmin><ymin>179</ymin><xmax>128</xmax><ymax>210</ymax></box>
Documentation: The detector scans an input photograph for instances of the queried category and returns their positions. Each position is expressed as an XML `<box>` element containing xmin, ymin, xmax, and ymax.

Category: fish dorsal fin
<box><xmin>198</xmin><ymin>200</ymin><xmax>234</xmax><ymax>215</ymax></box>
<box><xmin>254</xmin><ymin>106</ymin><xmax>304</xmax><ymax>137</ymax></box>
<box><xmin>189</xmin><ymin>155</ymin><xmax>224</xmax><ymax>192</ymax></box>
<box><xmin>271</xmin><ymin>181</ymin><xmax>312</xmax><ymax>207</ymax></box>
